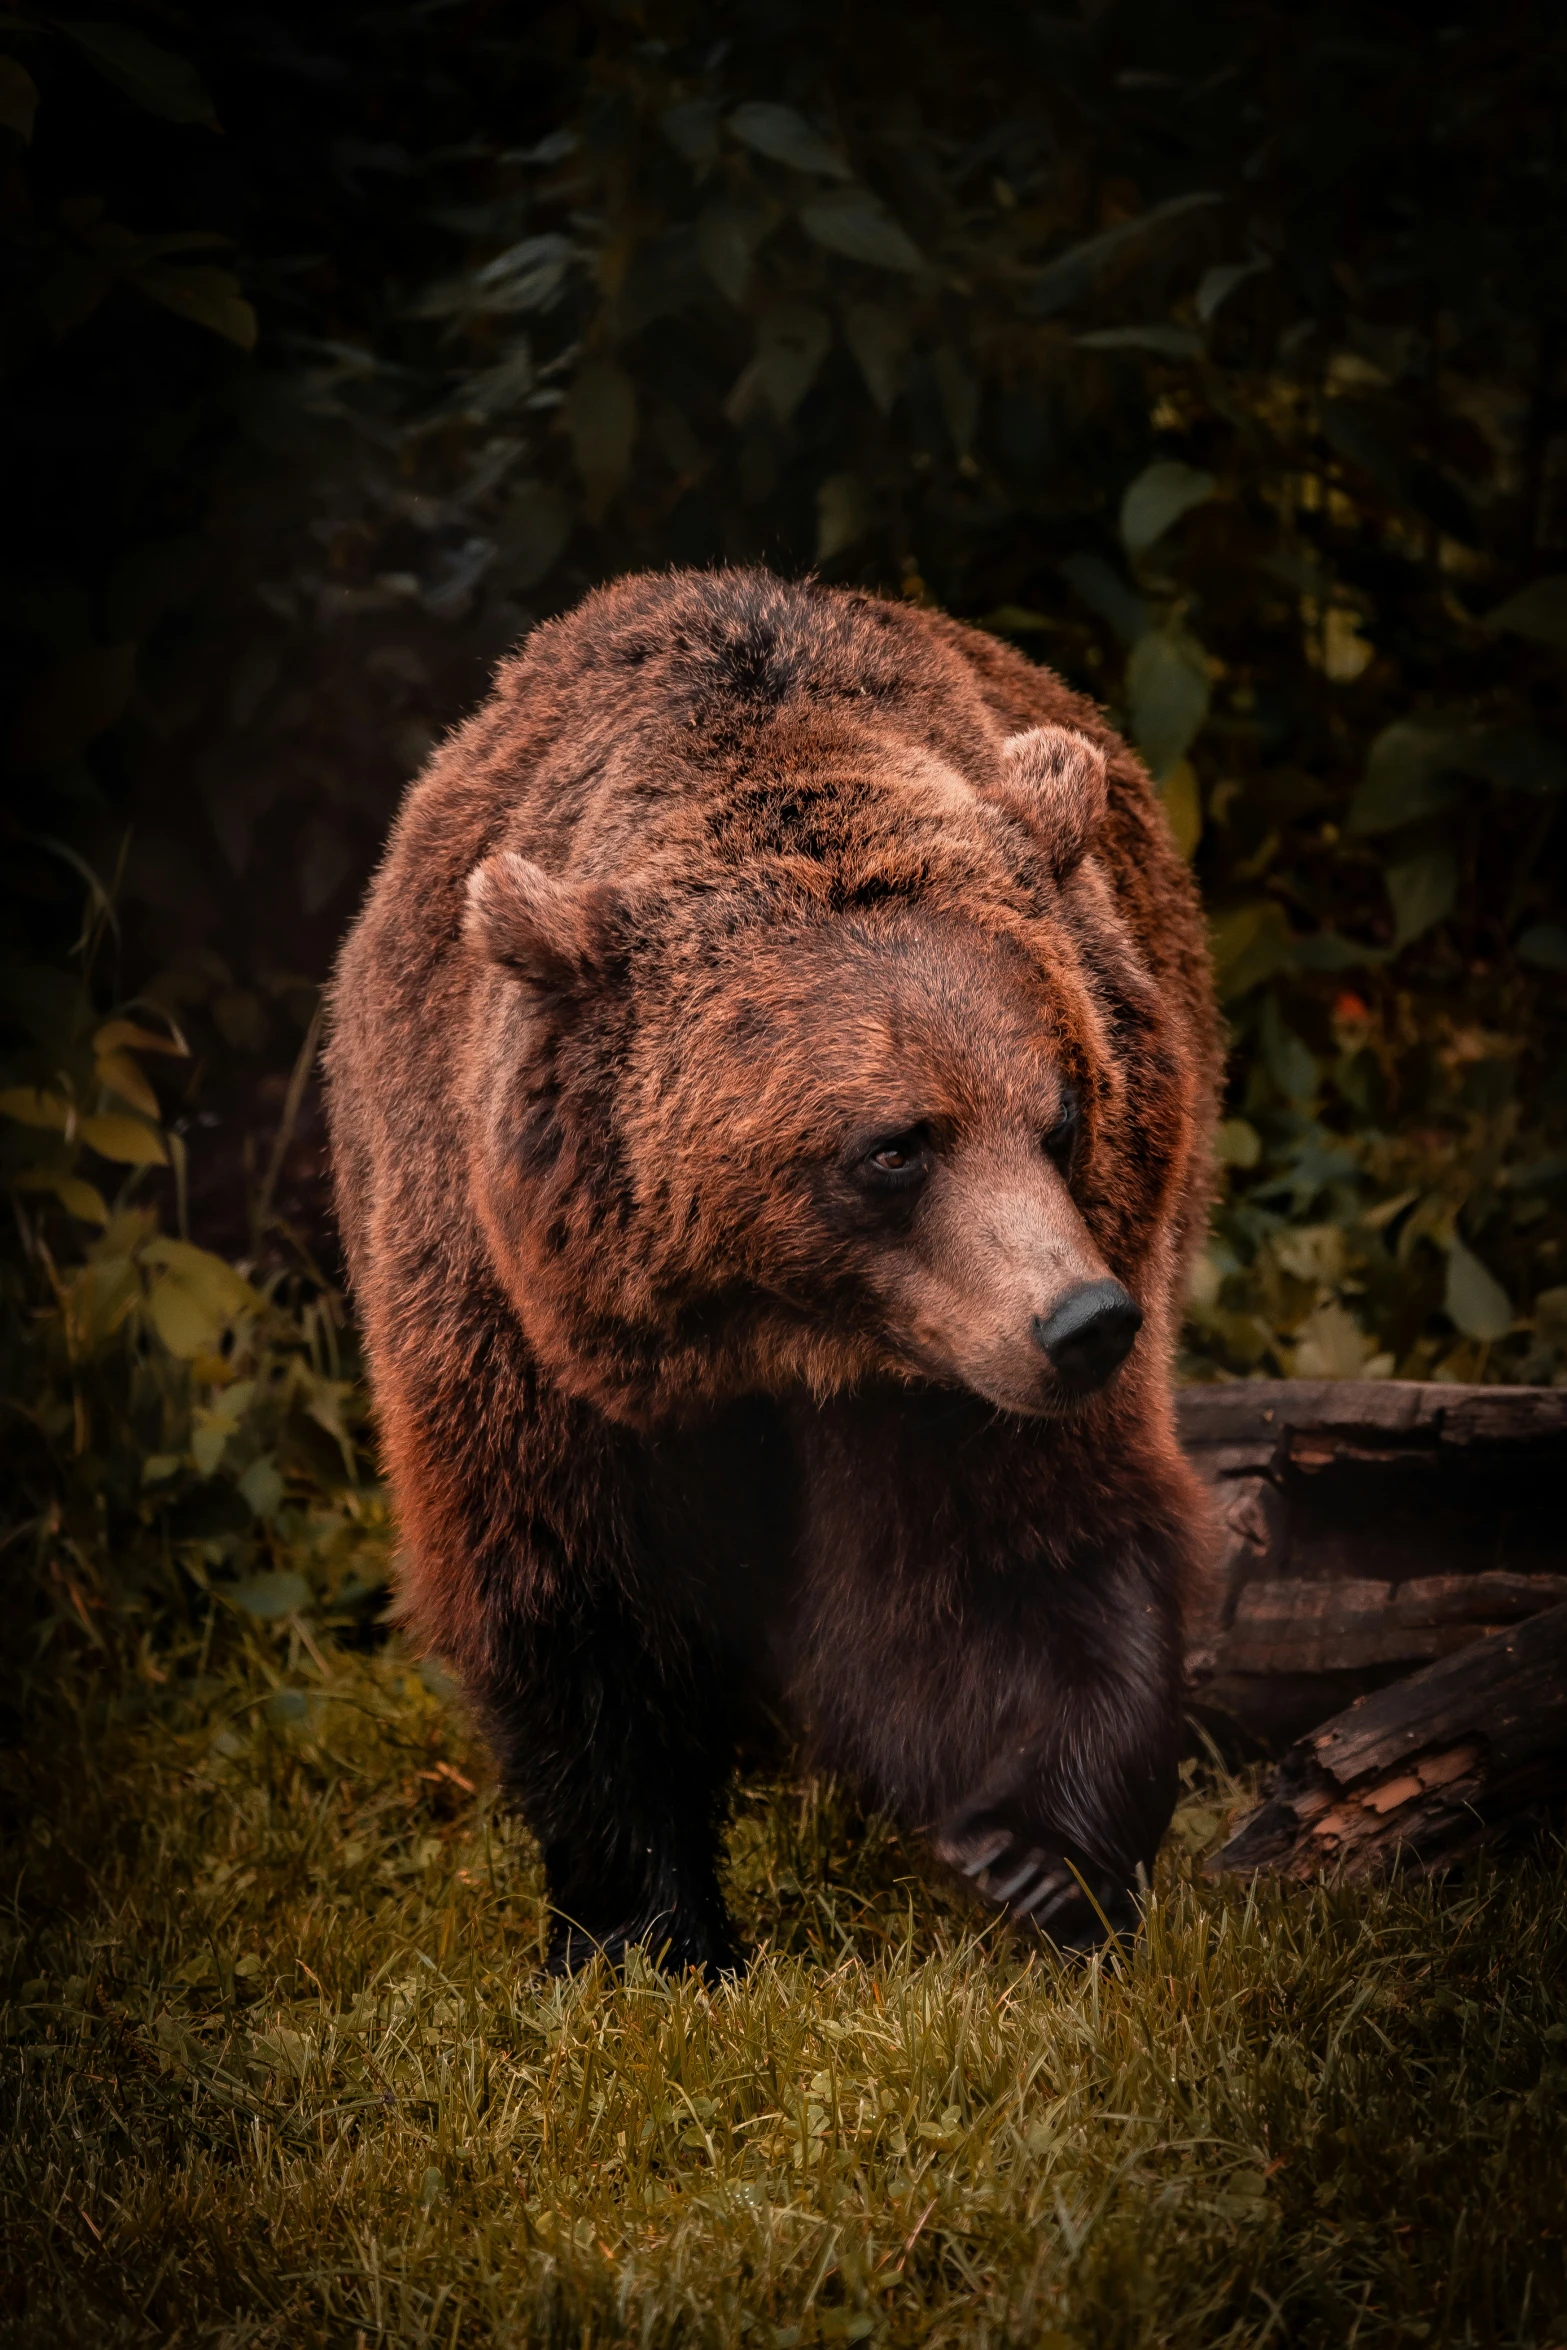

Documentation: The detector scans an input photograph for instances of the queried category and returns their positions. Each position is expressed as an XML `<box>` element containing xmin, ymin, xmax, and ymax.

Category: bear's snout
<box><xmin>1032</xmin><ymin>1277</ymin><xmax>1143</xmax><ymax>1394</ymax></box>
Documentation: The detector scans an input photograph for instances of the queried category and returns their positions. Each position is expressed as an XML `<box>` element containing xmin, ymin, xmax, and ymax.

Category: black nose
<box><xmin>1032</xmin><ymin>1278</ymin><xmax>1143</xmax><ymax>1391</ymax></box>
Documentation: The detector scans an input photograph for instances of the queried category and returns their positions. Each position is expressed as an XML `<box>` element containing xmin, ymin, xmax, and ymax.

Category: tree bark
<box><xmin>1177</xmin><ymin>1381</ymin><xmax>1567</xmax><ymax>1747</ymax></box>
<box><xmin>1206</xmin><ymin>1601</ymin><xmax>1567</xmax><ymax>1883</ymax></box>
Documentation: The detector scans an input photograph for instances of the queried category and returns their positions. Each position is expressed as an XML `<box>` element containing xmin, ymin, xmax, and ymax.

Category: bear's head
<box><xmin>462</xmin><ymin>720</ymin><xmax>1186</xmax><ymax>1426</ymax></box>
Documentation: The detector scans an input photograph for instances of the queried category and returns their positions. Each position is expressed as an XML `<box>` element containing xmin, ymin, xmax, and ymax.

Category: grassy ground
<box><xmin>3</xmin><ymin>1622</ymin><xmax>1565</xmax><ymax>2350</ymax></box>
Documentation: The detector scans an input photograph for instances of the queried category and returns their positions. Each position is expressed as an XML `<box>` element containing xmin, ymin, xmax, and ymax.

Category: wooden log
<box><xmin>1207</xmin><ymin>1601</ymin><xmax>1567</xmax><ymax>1883</ymax></box>
<box><xmin>1176</xmin><ymin>1381</ymin><xmax>1567</xmax><ymax>1747</ymax></box>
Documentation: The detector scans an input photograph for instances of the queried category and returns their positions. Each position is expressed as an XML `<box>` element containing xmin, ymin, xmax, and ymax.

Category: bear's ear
<box><xmin>993</xmin><ymin>726</ymin><xmax>1109</xmax><ymax>883</ymax></box>
<box><xmin>464</xmin><ymin>852</ymin><xmax>613</xmax><ymax>987</ymax></box>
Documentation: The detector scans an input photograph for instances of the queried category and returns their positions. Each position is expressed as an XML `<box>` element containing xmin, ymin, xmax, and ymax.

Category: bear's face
<box><xmin>462</xmin><ymin>727</ymin><xmax>1173</xmax><ymax>1424</ymax></box>
<box><xmin>650</xmin><ymin>909</ymin><xmax>1140</xmax><ymax>1418</ymax></box>
<box><xmin>813</xmin><ymin>924</ymin><xmax>1145</xmax><ymax>1414</ymax></box>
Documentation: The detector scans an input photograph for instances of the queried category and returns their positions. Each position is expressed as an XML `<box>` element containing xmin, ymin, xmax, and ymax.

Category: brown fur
<box><xmin>326</xmin><ymin>569</ymin><xmax>1221</xmax><ymax>1965</ymax></box>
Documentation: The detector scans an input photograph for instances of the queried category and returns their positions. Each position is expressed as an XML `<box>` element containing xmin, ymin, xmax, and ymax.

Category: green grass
<box><xmin>3</xmin><ymin>1625</ymin><xmax>1565</xmax><ymax>2350</ymax></box>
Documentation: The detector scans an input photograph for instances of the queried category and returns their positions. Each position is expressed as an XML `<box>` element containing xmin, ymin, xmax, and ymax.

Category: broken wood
<box><xmin>1176</xmin><ymin>1380</ymin><xmax>1567</xmax><ymax>1746</ymax></box>
<box><xmin>1206</xmin><ymin>1600</ymin><xmax>1567</xmax><ymax>1883</ymax></box>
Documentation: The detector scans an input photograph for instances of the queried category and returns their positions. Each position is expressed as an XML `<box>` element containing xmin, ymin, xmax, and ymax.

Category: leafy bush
<box><xmin>0</xmin><ymin>896</ymin><xmax>387</xmax><ymax>1683</ymax></box>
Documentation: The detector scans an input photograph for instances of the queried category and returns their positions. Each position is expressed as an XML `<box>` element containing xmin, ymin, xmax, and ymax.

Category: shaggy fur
<box><xmin>326</xmin><ymin>569</ymin><xmax>1221</xmax><ymax>1966</ymax></box>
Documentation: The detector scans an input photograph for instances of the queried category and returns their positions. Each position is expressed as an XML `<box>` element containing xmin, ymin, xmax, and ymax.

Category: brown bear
<box><xmin>325</xmin><ymin>567</ymin><xmax>1220</xmax><ymax>1970</ymax></box>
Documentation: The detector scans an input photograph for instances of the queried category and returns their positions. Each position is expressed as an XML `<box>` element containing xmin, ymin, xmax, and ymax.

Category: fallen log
<box><xmin>1176</xmin><ymin>1380</ymin><xmax>1567</xmax><ymax>1747</ymax></box>
<box><xmin>1206</xmin><ymin>1600</ymin><xmax>1567</xmax><ymax>1883</ymax></box>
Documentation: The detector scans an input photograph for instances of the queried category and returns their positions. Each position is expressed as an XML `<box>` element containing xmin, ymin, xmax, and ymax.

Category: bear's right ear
<box><xmin>464</xmin><ymin>852</ymin><xmax>613</xmax><ymax>988</ymax></box>
<box><xmin>993</xmin><ymin>725</ymin><xmax>1109</xmax><ymax>883</ymax></box>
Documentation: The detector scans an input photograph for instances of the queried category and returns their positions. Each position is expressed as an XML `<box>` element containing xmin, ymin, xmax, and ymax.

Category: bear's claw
<box><xmin>933</xmin><ymin>1806</ymin><xmax>1140</xmax><ymax>1952</ymax></box>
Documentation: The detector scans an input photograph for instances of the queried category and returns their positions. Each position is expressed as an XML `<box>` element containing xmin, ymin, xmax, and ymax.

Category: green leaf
<box><xmin>727</xmin><ymin>101</ymin><xmax>850</xmax><ymax>179</ymax></box>
<box><xmin>79</xmin><ymin>1112</ymin><xmax>167</xmax><ymax>1166</ymax></box>
<box><xmin>1195</xmin><ymin>256</ymin><xmax>1269</xmax><ymax>321</ymax></box>
<box><xmin>660</xmin><ymin>98</ymin><xmax>719</xmax><ymax>174</ymax></box>
<box><xmin>1518</xmin><ymin>924</ymin><xmax>1567</xmax><ymax>972</ymax></box>
<box><xmin>799</xmin><ymin>188</ymin><xmax>922</xmax><ymax>273</ymax></box>
<box><xmin>729</xmin><ymin>303</ymin><xmax>831</xmax><ymax>425</ymax></box>
<box><xmin>1484</xmin><ymin>576</ymin><xmax>1567</xmax><ymax>647</ymax></box>
<box><xmin>1059</xmin><ymin>554</ymin><xmax>1150</xmax><ymax>646</ymax></box>
<box><xmin>415</xmin><ymin>234</ymin><xmax>574</xmax><ymax>320</ymax></box>
<box><xmin>0</xmin><ymin>1086</ymin><xmax>70</xmax><ymax>1130</ymax></box>
<box><xmin>1127</xmin><ymin>626</ymin><xmax>1210</xmax><ymax>778</ymax></box>
<box><xmin>1444</xmin><ymin>1237</ymin><xmax>1512</xmax><ymax>1342</ymax></box>
<box><xmin>191</xmin><ymin>1404</ymin><xmax>237</xmax><ymax>1478</ymax></box>
<box><xmin>983</xmin><ymin>606</ymin><xmax>1059</xmax><ymax>637</ymax></box>
<box><xmin>228</xmin><ymin>1573</ymin><xmax>312</xmax><ymax>1620</ymax></box>
<box><xmin>141</xmin><ymin>1282</ymin><xmax>209</xmax><ymax>1358</ymax></box>
<box><xmin>13</xmin><ymin>1167</ymin><xmax>109</xmax><ymax>1223</ymax></box>
<box><xmin>142</xmin><ymin>1236</ymin><xmax>252</xmax><ymax>1295</ymax></box>
<box><xmin>141</xmin><ymin>1238</ymin><xmax>255</xmax><ymax>1357</ymax></box>
<box><xmin>1120</xmin><ymin>460</ymin><xmax>1216</xmax><ymax>556</ymax></box>
<box><xmin>94</xmin><ymin>1017</ymin><xmax>188</xmax><ymax>1058</ymax></box>
<box><xmin>1262</xmin><ymin>1000</ymin><xmax>1317</xmax><ymax>1103</ymax></box>
<box><xmin>1535</xmin><ymin>1286</ymin><xmax>1567</xmax><ymax>1347</ymax></box>
<box><xmin>1347</xmin><ymin>721</ymin><xmax>1465</xmax><ymax>835</ymax></box>
<box><xmin>1291</xmin><ymin>931</ymin><xmax>1388</xmax><ymax>972</ymax></box>
<box><xmin>1216</xmin><ymin>1118</ymin><xmax>1262</xmax><ymax>1169</ymax></box>
<box><xmin>1385</xmin><ymin>844</ymin><xmax>1457</xmax><ymax>947</ymax></box>
<box><xmin>1078</xmin><ymin>325</ymin><xmax>1202</xmax><ymax>359</ymax></box>
<box><xmin>1024</xmin><ymin>191</ymin><xmax>1221</xmax><ymax>317</ymax></box>
<box><xmin>615</xmin><ymin>226</ymin><xmax>707</xmax><ymax>337</ymax></box>
<box><xmin>133</xmin><ymin>263</ymin><xmax>257</xmax><ymax>350</ymax></box>
<box><xmin>1209</xmin><ymin>901</ymin><xmax>1296</xmax><ymax>1001</ymax></box>
<box><xmin>95</xmin><ymin>1049</ymin><xmax>160</xmax><ymax>1118</ymax></box>
<box><xmin>238</xmin><ymin>1456</ymin><xmax>285</xmax><ymax>1522</ymax></box>
<box><xmin>815</xmin><ymin>472</ymin><xmax>871</xmax><ymax>562</ymax></box>
<box><xmin>63</xmin><ymin>21</ymin><xmax>220</xmax><ymax>128</ymax></box>
<box><xmin>1294</xmin><ymin>1301</ymin><xmax>1379</xmax><ymax>1379</ymax></box>
<box><xmin>844</xmin><ymin>303</ymin><xmax>909</xmax><ymax>413</ymax></box>
<box><xmin>697</xmin><ymin>204</ymin><xmax>766</xmax><ymax>305</ymax></box>
<box><xmin>1349</xmin><ymin>718</ymin><xmax>1563</xmax><ymax>836</ymax></box>
<box><xmin>498</xmin><ymin>480</ymin><xmax>575</xmax><ymax>590</ymax></box>
<box><xmin>1159</xmin><ymin>758</ymin><xmax>1202</xmax><ymax>859</ymax></box>
<box><xmin>0</xmin><ymin>50</ymin><xmax>38</xmax><ymax>141</ymax></box>
<box><xmin>566</xmin><ymin>363</ymin><xmax>636</xmax><ymax>521</ymax></box>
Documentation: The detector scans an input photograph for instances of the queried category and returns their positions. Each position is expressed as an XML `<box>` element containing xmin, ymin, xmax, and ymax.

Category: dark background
<box><xmin>3</xmin><ymin>0</ymin><xmax>1566</xmax><ymax>1387</ymax></box>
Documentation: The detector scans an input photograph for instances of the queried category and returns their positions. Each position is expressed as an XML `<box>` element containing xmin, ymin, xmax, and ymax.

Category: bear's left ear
<box><xmin>464</xmin><ymin>852</ymin><xmax>616</xmax><ymax>989</ymax></box>
<box><xmin>993</xmin><ymin>726</ymin><xmax>1108</xmax><ymax>883</ymax></box>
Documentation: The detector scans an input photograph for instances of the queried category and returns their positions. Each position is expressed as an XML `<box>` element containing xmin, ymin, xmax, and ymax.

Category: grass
<box><xmin>3</xmin><ymin>1622</ymin><xmax>1565</xmax><ymax>2349</ymax></box>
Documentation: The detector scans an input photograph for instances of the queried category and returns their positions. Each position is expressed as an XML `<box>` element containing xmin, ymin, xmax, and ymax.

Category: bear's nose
<box><xmin>1031</xmin><ymin>1278</ymin><xmax>1143</xmax><ymax>1392</ymax></box>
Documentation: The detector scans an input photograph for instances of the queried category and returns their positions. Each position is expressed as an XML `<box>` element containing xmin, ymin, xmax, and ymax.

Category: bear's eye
<box><xmin>1043</xmin><ymin>1089</ymin><xmax>1079</xmax><ymax>1171</ymax></box>
<box><xmin>860</xmin><ymin>1131</ymin><xmax>932</xmax><ymax>1191</ymax></box>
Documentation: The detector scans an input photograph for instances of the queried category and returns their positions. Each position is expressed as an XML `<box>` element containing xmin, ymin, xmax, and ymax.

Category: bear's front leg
<box><xmin>790</xmin><ymin>1390</ymin><xmax>1194</xmax><ymax>1952</ymax></box>
<box><xmin>478</xmin><ymin>1588</ymin><xmax>742</xmax><ymax>1978</ymax></box>
<box><xmin>929</xmin><ymin>1629</ymin><xmax>1178</xmax><ymax>1950</ymax></box>
<box><xmin>925</xmin><ymin>1537</ymin><xmax>1185</xmax><ymax>1950</ymax></box>
<box><xmin>377</xmin><ymin>1322</ymin><xmax>742</xmax><ymax>1979</ymax></box>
